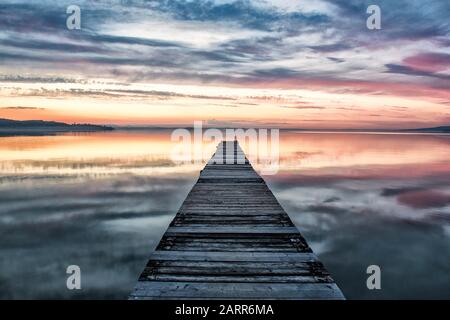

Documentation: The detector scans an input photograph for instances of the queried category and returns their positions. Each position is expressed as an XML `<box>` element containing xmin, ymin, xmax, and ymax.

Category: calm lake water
<box><xmin>0</xmin><ymin>130</ymin><xmax>449</xmax><ymax>299</ymax></box>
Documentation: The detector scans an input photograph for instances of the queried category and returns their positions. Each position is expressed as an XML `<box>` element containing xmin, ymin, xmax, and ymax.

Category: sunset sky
<box><xmin>0</xmin><ymin>0</ymin><xmax>449</xmax><ymax>129</ymax></box>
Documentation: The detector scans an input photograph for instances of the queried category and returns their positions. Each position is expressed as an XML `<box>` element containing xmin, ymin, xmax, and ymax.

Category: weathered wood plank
<box><xmin>146</xmin><ymin>250</ymin><xmax>320</xmax><ymax>262</ymax></box>
<box><xmin>140</xmin><ymin>275</ymin><xmax>333</xmax><ymax>283</ymax></box>
<box><xmin>165</xmin><ymin>226</ymin><xmax>300</xmax><ymax>234</ymax></box>
<box><xmin>144</xmin><ymin>260</ymin><xmax>323</xmax><ymax>269</ymax></box>
<box><xmin>130</xmin><ymin>141</ymin><xmax>344</xmax><ymax>300</ymax></box>
<box><xmin>130</xmin><ymin>282</ymin><xmax>345</xmax><ymax>300</ymax></box>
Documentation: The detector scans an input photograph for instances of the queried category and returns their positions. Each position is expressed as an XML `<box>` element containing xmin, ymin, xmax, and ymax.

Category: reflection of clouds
<box><xmin>0</xmin><ymin>174</ymin><xmax>195</xmax><ymax>299</ymax></box>
<box><xmin>266</xmin><ymin>133</ymin><xmax>450</xmax><ymax>299</ymax></box>
<box><xmin>0</xmin><ymin>132</ymin><xmax>209</xmax><ymax>177</ymax></box>
<box><xmin>0</xmin><ymin>157</ymin><xmax>176</xmax><ymax>175</ymax></box>
<box><xmin>277</xmin><ymin>133</ymin><xmax>450</xmax><ymax>171</ymax></box>
<box><xmin>267</xmin><ymin>174</ymin><xmax>450</xmax><ymax>299</ymax></box>
<box><xmin>272</xmin><ymin>179</ymin><xmax>450</xmax><ymax>226</ymax></box>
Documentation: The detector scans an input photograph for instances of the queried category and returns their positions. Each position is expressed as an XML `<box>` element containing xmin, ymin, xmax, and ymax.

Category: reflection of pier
<box><xmin>130</xmin><ymin>141</ymin><xmax>344</xmax><ymax>299</ymax></box>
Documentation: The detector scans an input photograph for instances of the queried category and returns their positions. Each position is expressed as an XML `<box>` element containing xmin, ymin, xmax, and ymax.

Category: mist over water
<box><xmin>0</xmin><ymin>130</ymin><xmax>449</xmax><ymax>299</ymax></box>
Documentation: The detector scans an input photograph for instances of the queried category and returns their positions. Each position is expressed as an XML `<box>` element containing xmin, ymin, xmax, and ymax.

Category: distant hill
<box><xmin>403</xmin><ymin>126</ymin><xmax>450</xmax><ymax>133</ymax></box>
<box><xmin>0</xmin><ymin>118</ymin><xmax>114</xmax><ymax>133</ymax></box>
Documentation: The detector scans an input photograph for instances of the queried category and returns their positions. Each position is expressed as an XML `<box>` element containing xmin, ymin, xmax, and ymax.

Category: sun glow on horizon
<box><xmin>1</xmin><ymin>79</ymin><xmax>448</xmax><ymax>129</ymax></box>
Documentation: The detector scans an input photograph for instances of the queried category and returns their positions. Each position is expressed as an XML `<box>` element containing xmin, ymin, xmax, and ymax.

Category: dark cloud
<box><xmin>247</xmin><ymin>67</ymin><xmax>302</xmax><ymax>78</ymax></box>
<box><xmin>0</xmin><ymin>75</ymin><xmax>85</xmax><ymax>83</ymax></box>
<box><xmin>1</xmin><ymin>38</ymin><xmax>106</xmax><ymax>54</ymax></box>
<box><xmin>73</xmin><ymin>32</ymin><xmax>185</xmax><ymax>49</ymax></box>
<box><xmin>309</xmin><ymin>43</ymin><xmax>352</xmax><ymax>53</ymax></box>
<box><xmin>381</xmin><ymin>187</ymin><xmax>424</xmax><ymax>197</ymax></box>
<box><xmin>215</xmin><ymin>36</ymin><xmax>283</xmax><ymax>61</ymax></box>
<box><xmin>324</xmin><ymin>197</ymin><xmax>341</xmax><ymax>203</ymax></box>
<box><xmin>110</xmin><ymin>68</ymin><xmax>241</xmax><ymax>84</ymax></box>
<box><xmin>0</xmin><ymin>50</ymin><xmax>181</xmax><ymax>68</ymax></box>
<box><xmin>0</xmin><ymin>3</ymin><xmax>66</xmax><ymax>33</ymax></box>
<box><xmin>385</xmin><ymin>64</ymin><xmax>450</xmax><ymax>81</ymax></box>
<box><xmin>149</xmin><ymin>0</ymin><xmax>330</xmax><ymax>31</ymax></box>
<box><xmin>327</xmin><ymin>57</ymin><xmax>345</xmax><ymax>63</ymax></box>
<box><xmin>106</xmin><ymin>89</ymin><xmax>235</xmax><ymax>100</ymax></box>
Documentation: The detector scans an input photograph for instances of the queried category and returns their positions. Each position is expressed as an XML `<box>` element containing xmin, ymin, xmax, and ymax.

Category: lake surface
<box><xmin>0</xmin><ymin>130</ymin><xmax>449</xmax><ymax>299</ymax></box>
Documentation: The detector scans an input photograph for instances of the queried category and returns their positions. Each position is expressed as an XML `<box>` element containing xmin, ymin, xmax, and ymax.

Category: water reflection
<box><xmin>0</xmin><ymin>130</ymin><xmax>449</xmax><ymax>299</ymax></box>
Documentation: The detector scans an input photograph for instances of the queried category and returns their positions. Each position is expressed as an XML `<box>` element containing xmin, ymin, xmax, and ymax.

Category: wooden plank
<box><xmin>144</xmin><ymin>260</ymin><xmax>322</xmax><ymax>269</ymax></box>
<box><xmin>140</xmin><ymin>275</ymin><xmax>333</xmax><ymax>283</ymax></box>
<box><xmin>165</xmin><ymin>226</ymin><xmax>300</xmax><ymax>234</ymax></box>
<box><xmin>130</xmin><ymin>140</ymin><xmax>345</xmax><ymax>300</ymax></box>
<box><xmin>130</xmin><ymin>282</ymin><xmax>345</xmax><ymax>300</ymax></box>
<box><xmin>146</xmin><ymin>251</ymin><xmax>320</xmax><ymax>262</ymax></box>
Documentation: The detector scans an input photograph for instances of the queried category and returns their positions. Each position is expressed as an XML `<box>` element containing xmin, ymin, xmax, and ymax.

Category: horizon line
<box><xmin>2</xmin><ymin>117</ymin><xmax>449</xmax><ymax>132</ymax></box>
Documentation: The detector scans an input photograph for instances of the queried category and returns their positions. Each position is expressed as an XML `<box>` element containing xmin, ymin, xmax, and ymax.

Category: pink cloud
<box><xmin>403</xmin><ymin>52</ymin><xmax>450</xmax><ymax>73</ymax></box>
<box><xmin>232</xmin><ymin>77</ymin><xmax>450</xmax><ymax>103</ymax></box>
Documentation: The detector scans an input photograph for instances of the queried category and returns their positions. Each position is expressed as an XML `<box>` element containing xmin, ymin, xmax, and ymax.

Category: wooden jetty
<box><xmin>130</xmin><ymin>141</ymin><xmax>344</xmax><ymax>300</ymax></box>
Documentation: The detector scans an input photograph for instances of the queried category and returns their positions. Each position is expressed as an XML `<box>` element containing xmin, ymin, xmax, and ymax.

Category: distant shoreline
<box><xmin>114</xmin><ymin>126</ymin><xmax>450</xmax><ymax>133</ymax></box>
<box><xmin>0</xmin><ymin>118</ymin><xmax>114</xmax><ymax>135</ymax></box>
<box><xmin>1</xmin><ymin>118</ymin><xmax>449</xmax><ymax>135</ymax></box>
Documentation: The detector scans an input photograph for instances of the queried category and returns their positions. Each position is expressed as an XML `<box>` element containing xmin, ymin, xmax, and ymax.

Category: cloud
<box><xmin>0</xmin><ymin>75</ymin><xmax>86</xmax><ymax>84</ymax></box>
<box><xmin>0</xmin><ymin>2</ymin><xmax>65</xmax><ymax>33</ymax></box>
<box><xmin>0</xmin><ymin>106</ymin><xmax>46</xmax><ymax>110</ymax></box>
<box><xmin>280</xmin><ymin>105</ymin><xmax>325</xmax><ymax>110</ymax></box>
<box><xmin>381</xmin><ymin>187</ymin><xmax>424</xmax><ymax>197</ymax></box>
<box><xmin>327</xmin><ymin>57</ymin><xmax>345</xmax><ymax>63</ymax></box>
<box><xmin>397</xmin><ymin>190</ymin><xmax>450</xmax><ymax>209</ymax></box>
<box><xmin>403</xmin><ymin>52</ymin><xmax>450</xmax><ymax>72</ymax></box>
<box><xmin>148</xmin><ymin>0</ymin><xmax>330</xmax><ymax>31</ymax></box>
<box><xmin>81</xmin><ymin>33</ymin><xmax>185</xmax><ymax>49</ymax></box>
<box><xmin>309</xmin><ymin>43</ymin><xmax>352</xmax><ymax>53</ymax></box>
<box><xmin>1</xmin><ymin>87</ymin><xmax>236</xmax><ymax>101</ymax></box>
<box><xmin>105</xmin><ymin>89</ymin><xmax>236</xmax><ymax>100</ymax></box>
<box><xmin>385</xmin><ymin>64</ymin><xmax>450</xmax><ymax>81</ymax></box>
<box><xmin>1</xmin><ymin>38</ymin><xmax>107</xmax><ymax>54</ymax></box>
